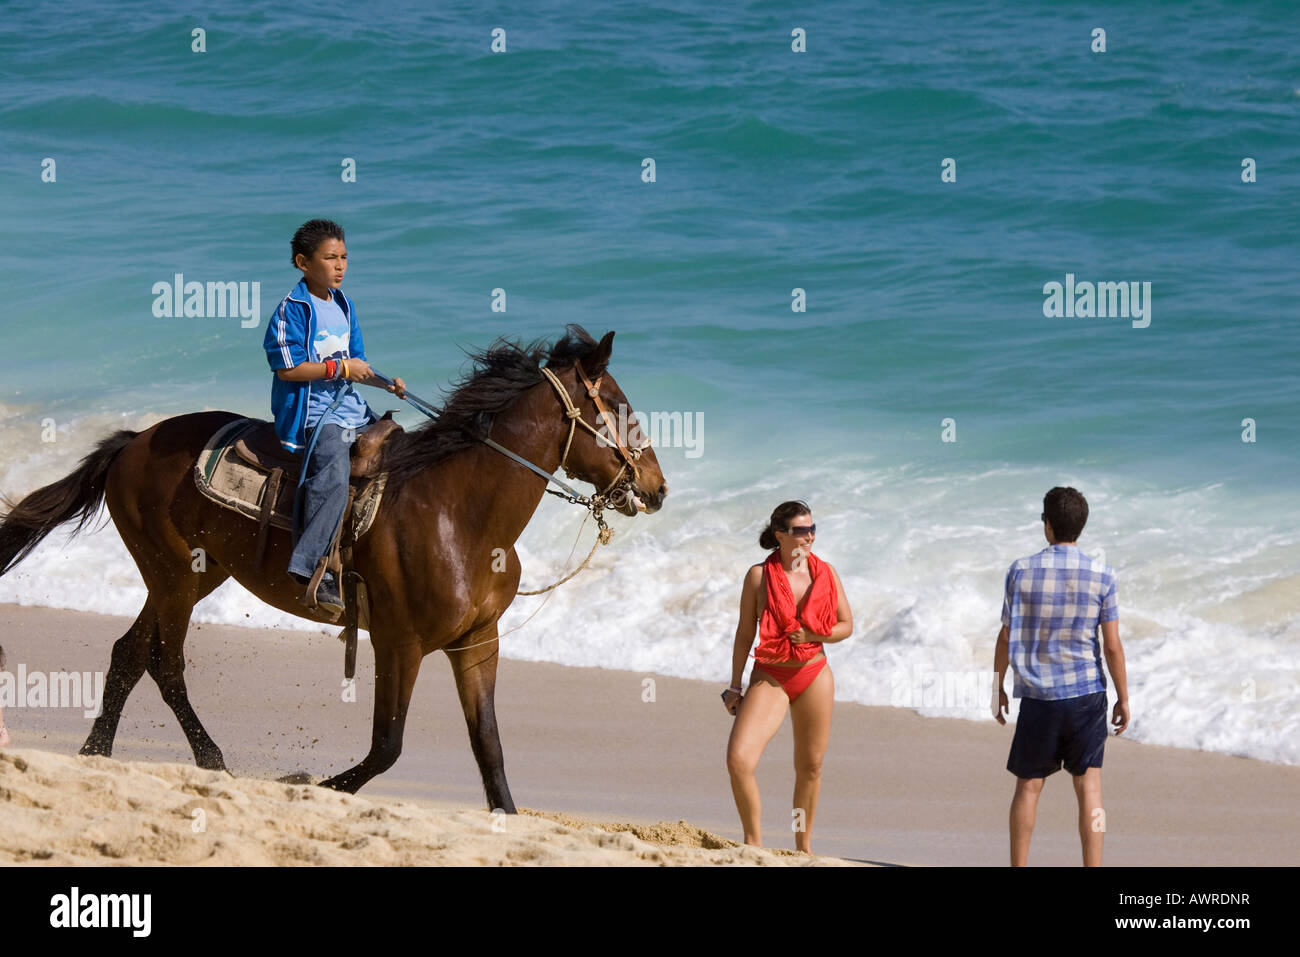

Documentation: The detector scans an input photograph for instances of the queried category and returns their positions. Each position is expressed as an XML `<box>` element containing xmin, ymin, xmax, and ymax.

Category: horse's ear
<box><xmin>586</xmin><ymin>330</ymin><xmax>615</xmax><ymax>377</ymax></box>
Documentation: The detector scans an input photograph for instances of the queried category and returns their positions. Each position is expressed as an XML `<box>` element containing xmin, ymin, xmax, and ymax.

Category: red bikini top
<box><xmin>754</xmin><ymin>549</ymin><xmax>838</xmax><ymax>664</ymax></box>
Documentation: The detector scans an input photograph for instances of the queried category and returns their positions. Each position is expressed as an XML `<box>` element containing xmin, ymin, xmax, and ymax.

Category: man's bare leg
<box><xmin>1010</xmin><ymin>776</ymin><xmax>1044</xmax><ymax>866</ymax></box>
<box><xmin>1072</xmin><ymin>767</ymin><xmax>1104</xmax><ymax>866</ymax></box>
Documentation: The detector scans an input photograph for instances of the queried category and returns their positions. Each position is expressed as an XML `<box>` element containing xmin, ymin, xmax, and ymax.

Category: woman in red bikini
<box><xmin>723</xmin><ymin>500</ymin><xmax>853</xmax><ymax>853</ymax></box>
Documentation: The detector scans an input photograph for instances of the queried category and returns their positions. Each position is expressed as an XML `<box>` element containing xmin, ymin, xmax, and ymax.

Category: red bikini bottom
<box><xmin>752</xmin><ymin>656</ymin><xmax>829</xmax><ymax>703</ymax></box>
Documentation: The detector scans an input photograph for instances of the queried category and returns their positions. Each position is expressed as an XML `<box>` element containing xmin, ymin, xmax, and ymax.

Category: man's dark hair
<box><xmin>290</xmin><ymin>219</ymin><xmax>345</xmax><ymax>266</ymax></box>
<box><xmin>1043</xmin><ymin>486</ymin><xmax>1088</xmax><ymax>542</ymax></box>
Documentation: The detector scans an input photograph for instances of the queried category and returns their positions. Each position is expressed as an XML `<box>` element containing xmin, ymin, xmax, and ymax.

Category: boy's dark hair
<box><xmin>759</xmin><ymin>500</ymin><xmax>812</xmax><ymax>550</ymax></box>
<box><xmin>1043</xmin><ymin>486</ymin><xmax>1088</xmax><ymax>542</ymax></box>
<box><xmin>290</xmin><ymin>219</ymin><xmax>345</xmax><ymax>267</ymax></box>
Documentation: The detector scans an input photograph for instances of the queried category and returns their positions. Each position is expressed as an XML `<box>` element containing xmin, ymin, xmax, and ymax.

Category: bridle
<box><xmin>544</xmin><ymin>360</ymin><xmax>648</xmax><ymax>504</ymax></box>
<box><xmin>479</xmin><ymin>359</ymin><xmax>652</xmax><ymax>540</ymax></box>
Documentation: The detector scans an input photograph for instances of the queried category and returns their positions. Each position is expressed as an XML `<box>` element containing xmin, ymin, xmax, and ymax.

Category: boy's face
<box><xmin>295</xmin><ymin>238</ymin><xmax>347</xmax><ymax>292</ymax></box>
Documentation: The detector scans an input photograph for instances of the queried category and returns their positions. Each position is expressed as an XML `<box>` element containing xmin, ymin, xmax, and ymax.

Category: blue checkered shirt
<box><xmin>1001</xmin><ymin>544</ymin><xmax>1117</xmax><ymax>700</ymax></box>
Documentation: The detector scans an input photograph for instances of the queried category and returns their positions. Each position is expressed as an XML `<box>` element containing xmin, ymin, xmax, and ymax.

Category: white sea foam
<box><xmin>1</xmin><ymin>422</ymin><xmax>1296</xmax><ymax>766</ymax></box>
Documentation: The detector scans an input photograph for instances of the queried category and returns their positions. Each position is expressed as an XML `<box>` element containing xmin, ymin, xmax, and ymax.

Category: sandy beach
<box><xmin>1</xmin><ymin>602</ymin><xmax>1297</xmax><ymax>866</ymax></box>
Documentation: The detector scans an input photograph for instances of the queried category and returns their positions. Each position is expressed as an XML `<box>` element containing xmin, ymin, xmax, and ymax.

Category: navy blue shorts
<box><xmin>1007</xmin><ymin>691</ymin><xmax>1108</xmax><ymax>779</ymax></box>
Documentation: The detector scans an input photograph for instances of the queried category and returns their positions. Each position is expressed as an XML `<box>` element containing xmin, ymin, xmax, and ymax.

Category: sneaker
<box><xmin>292</xmin><ymin>570</ymin><xmax>344</xmax><ymax>615</ymax></box>
<box><xmin>314</xmin><ymin>574</ymin><xmax>345</xmax><ymax>616</ymax></box>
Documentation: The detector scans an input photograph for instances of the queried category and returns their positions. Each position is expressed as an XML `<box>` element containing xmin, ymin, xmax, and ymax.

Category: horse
<box><xmin>0</xmin><ymin>325</ymin><xmax>667</xmax><ymax>809</ymax></box>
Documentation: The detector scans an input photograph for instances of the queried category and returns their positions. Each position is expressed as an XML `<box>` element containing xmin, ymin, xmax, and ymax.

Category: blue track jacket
<box><xmin>262</xmin><ymin>278</ymin><xmax>378</xmax><ymax>452</ymax></box>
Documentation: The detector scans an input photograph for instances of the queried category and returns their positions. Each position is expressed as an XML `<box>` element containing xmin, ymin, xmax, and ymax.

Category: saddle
<box><xmin>232</xmin><ymin>415</ymin><xmax>401</xmax><ymax>483</ymax></box>
<box><xmin>193</xmin><ymin>413</ymin><xmax>404</xmax><ymax>678</ymax></box>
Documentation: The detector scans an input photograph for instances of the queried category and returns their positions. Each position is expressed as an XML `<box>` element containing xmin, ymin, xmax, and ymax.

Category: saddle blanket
<box><xmin>192</xmin><ymin>417</ymin><xmax>388</xmax><ymax>539</ymax></box>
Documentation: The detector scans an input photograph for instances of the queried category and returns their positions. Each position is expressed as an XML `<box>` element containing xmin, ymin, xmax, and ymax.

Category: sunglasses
<box><xmin>785</xmin><ymin>524</ymin><xmax>816</xmax><ymax>536</ymax></box>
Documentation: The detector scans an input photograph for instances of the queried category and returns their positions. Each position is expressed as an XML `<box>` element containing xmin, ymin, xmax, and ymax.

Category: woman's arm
<box><xmin>730</xmin><ymin>565</ymin><xmax>763</xmax><ymax>687</ymax></box>
<box><xmin>722</xmin><ymin>566</ymin><xmax>762</xmax><ymax>714</ymax></box>
<box><xmin>820</xmin><ymin>563</ymin><xmax>854</xmax><ymax>643</ymax></box>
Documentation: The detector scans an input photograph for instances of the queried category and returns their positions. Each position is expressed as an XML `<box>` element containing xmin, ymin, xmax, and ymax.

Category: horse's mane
<box><xmin>377</xmin><ymin>323</ymin><xmax>604</xmax><ymax>489</ymax></box>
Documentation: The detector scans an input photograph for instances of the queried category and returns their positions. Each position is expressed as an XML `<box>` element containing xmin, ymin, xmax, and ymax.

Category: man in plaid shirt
<box><xmin>993</xmin><ymin>487</ymin><xmax>1130</xmax><ymax>866</ymax></box>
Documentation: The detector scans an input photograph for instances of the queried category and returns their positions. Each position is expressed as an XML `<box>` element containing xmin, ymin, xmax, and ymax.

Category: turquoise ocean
<box><xmin>2</xmin><ymin>1</ymin><xmax>1297</xmax><ymax>763</ymax></box>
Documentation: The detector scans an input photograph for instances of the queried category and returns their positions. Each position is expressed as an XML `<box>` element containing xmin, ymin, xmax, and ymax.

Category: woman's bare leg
<box><xmin>789</xmin><ymin>663</ymin><xmax>833</xmax><ymax>853</ymax></box>
<box><xmin>726</xmin><ymin>673</ymin><xmax>789</xmax><ymax>847</ymax></box>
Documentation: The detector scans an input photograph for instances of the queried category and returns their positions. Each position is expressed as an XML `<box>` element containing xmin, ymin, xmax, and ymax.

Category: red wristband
<box><xmin>324</xmin><ymin>359</ymin><xmax>336</xmax><ymax>379</ymax></box>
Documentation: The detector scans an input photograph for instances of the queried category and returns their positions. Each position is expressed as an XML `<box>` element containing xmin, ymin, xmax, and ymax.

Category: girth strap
<box><xmin>253</xmin><ymin>466</ymin><xmax>283</xmax><ymax>570</ymax></box>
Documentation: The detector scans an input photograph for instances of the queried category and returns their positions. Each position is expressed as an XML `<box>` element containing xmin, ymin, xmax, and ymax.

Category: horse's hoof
<box><xmin>317</xmin><ymin>773</ymin><xmax>362</xmax><ymax>793</ymax></box>
<box><xmin>195</xmin><ymin>750</ymin><xmax>227</xmax><ymax>772</ymax></box>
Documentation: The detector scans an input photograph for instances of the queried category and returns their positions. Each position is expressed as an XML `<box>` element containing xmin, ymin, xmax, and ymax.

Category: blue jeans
<box><xmin>288</xmin><ymin>420</ymin><xmax>369</xmax><ymax>581</ymax></box>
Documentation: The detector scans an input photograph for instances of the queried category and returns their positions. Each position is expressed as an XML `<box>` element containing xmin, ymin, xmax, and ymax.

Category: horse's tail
<box><xmin>0</xmin><ymin>429</ymin><xmax>138</xmax><ymax>578</ymax></box>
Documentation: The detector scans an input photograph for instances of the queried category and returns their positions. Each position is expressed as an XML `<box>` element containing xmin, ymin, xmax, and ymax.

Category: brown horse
<box><xmin>0</xmin><ymin>325</ymin><xmax>666</xmax><ymax>808</ymax></box>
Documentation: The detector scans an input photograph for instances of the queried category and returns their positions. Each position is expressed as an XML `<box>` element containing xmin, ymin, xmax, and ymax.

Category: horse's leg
<box><xmin>445</xmin><ymin>622</ymin><xmax>516</xmax><ymax>813</ymax></box>
<box><xmin>318</xmin><ymin>636</ymin><xmax>424</xmax><ymax>793</ymax></box>
<box><xmin>81</xmin><ymin>559</ymin><xmax>230</xmax><ymax>761</ymax></box>
<box><xmin>145</xmin><ymin>584</ymin><xmax>229</xmax><ymax>771</ymax></box>
<box><xmin>91</xmin><ymin>421</ymin><xmax>230</xmax><ymax>768</ymax></box>
<box><xmin>80</xmin><ymin>602</ymin><xmax>158</xmax><ymax>757</ymax></box>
